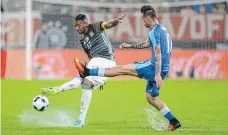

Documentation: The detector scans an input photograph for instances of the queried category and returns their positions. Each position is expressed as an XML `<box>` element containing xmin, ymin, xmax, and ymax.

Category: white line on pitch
<box><xmin>87</xmin><ymin>128</ymin><xmax>228</xmax><ymax>132</ymax></box>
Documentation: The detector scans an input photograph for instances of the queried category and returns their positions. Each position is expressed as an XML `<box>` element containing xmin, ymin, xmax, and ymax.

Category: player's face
<box><xmin>75</xmin><ymin>20</ymin><xmax>87</xmax><ymax>34</ymax></box>
<box><xmin>142</xmin><ymin>15</ymin><xmax>152</xmax><ymax>28</ymax></box>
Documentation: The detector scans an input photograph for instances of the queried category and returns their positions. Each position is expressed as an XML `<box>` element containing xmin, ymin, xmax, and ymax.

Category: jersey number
<box><xmin>166</xmin><ymin>33</ymin><xmax>172</xmax><ymax>53</ymax></box>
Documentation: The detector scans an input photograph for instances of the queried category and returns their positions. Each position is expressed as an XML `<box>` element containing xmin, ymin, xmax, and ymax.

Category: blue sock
<box><xmin>164</xmin><ymin>112</ymin><xmax>175</xmax><ymax>121</ymax></box>
<box><xmin>89</xmin><ymin>68</ymin><xmax>99</xmax><ymax>76</ymax></box>
<box><xmin>160</xmin><ymin>106</ymin><xmax>175</xmax><ymax>121</ymax></box>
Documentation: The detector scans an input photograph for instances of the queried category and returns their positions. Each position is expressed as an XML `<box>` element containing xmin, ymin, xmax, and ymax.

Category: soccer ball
<box><xmin>32</xmin><ymin>95</ymin><xmax>49</xmax><ymax>111</ymax></box>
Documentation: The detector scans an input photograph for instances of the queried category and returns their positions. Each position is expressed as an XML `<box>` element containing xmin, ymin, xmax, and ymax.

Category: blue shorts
<box><xmin>134</xmin><ymin>60</ymin><xmax>168</xmax><ymax>97</ymax></box>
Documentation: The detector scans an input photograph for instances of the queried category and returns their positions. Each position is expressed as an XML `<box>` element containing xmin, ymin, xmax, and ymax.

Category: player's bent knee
<box><xmin>151</xmin><ymin>90</ymin><xmax>159</xmax><ymax>97</ymax></box>
<box><xmin>146</xmin><ymin>82</ymin><xmax>160</xmax><ymax>97</ymax></box>
<box><xmin>146</xmin><ymin>90</ymin><xmax>159</xmax><ymax>98</ymax></box>
<box><xmin>82</xmin><ymin>79</ymin><xmax>94</xmax><ymax>90</ymax></box>
<box><xmin>146</xmin><ymin>93</ymin><xmax>154</xmax><ymax>100</ymax></box>
<box><xmin>146</xmin><ymin>92</ymin><xmax>158</xmax><ymax>101</ymax></box>
<box><xmin>146</xmin><ymin>93</ymin><xmax>158</xmax><ymax>106</ymax></box>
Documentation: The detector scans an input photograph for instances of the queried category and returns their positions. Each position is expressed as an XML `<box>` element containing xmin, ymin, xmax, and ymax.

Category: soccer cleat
<box><xmin>168</xmin><ymin>118</ymin><xmax>181</xmax><ymax>131</ymax></box>
<box><xmin>74</xmin><ymin>58</ymin><xmax>90</xmax><ymax>78</ymax></box>
<box><xmin>41</xmin><ymin>87</ymin><xmax>58</xmax><ymax>95</ymax></box>
<box><xmin>72</xmin><ymin>120</ymin><xmax>84</xmax><ymax>127</ymax></box>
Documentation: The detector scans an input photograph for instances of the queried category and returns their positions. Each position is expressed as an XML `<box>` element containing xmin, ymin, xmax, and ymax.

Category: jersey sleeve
<box><xmin>149</xmin><ymin>28</ymin><xmax>160</xmax><ymax>46</ymax></box>
<box><xmin>91</xmin><ymin>21</ymin><xmax>104</xmax><ymax>32</ymax></box>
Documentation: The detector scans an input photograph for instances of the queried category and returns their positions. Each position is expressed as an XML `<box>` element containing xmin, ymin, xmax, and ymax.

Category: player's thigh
<box><xmin>145</xmin><ymin>72</ymin><xmax>168</xmax><ymax>97</ymax></box>
<box><xmin>85</xmin><ymin>76</ymin><xmax>108</xmax><ymax>90</ymax></box>
<box><xmin>86</xmin><ymin>57</ymin><xmax>114</xmax><ymax>89</ymax></box>
<box><xmin>87</xmin><ymin>57</ymin><xmax>116</xmax><ymax>69</ymax></box>
<box><xmin>134</xmin><ymin>60</ymin><xmax>155</xmax><ymax>81</ymax></box>
<box><xmin>117</xmin><ymin>64</ymin><xmax>138</xmax><ymax>76</ymax></box>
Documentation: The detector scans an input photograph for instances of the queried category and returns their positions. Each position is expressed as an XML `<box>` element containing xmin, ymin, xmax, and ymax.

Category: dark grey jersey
<box><xmin>80</xmin><ymin>21</ymin><xmax>114</xmax><ymax>60</ymax></box>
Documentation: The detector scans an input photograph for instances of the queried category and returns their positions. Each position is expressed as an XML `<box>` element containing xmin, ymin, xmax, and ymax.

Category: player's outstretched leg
<box><xmin>74</xmin><ymin>58</ymin><xmax>138</xmax><ymax>78</ymax></box>
<box><xmin>41</xmin><ymin>76</ymin><xmax>83</xmax><ymax>95</ymax></box>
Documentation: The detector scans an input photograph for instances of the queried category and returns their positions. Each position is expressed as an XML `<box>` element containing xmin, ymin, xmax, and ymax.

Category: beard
<box><xmin>77</xmin><ymin>30</ymin><xmax>84</xmax><ymax>34</ymax></box>
<box><xmin>144</xmin><ymin>24</ymin><xmax>150</xmax><ymax>28</ymax></box>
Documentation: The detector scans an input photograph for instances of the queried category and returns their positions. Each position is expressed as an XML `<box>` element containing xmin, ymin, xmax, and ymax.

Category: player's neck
<box><xmin>150</xmin><ymin>19</ymin><xmax>159</xmax><ymax>29</ymax></box>
<box><xmin>84</xmin><ymin>27</ymin><xmax>89</xmax><ymax>33</ymax></box>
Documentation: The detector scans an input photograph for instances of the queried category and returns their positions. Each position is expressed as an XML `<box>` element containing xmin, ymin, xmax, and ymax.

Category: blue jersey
<box><xmin>148</xmin><ymin>24</ymin><xmax>172</xmax><ymax>73</ymax></box>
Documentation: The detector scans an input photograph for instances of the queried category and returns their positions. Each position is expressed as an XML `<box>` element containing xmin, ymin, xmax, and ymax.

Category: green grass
<box><xmin>1</xmin><ymin>79</ymin><xmax>228</xmax><ymax>135</ymax></box>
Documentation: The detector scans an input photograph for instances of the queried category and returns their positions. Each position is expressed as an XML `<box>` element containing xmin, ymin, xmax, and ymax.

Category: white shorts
<box><xmin>86</xmin><ymin>57</ymin><xmax>116</xmax><ymax>90</ymax></box>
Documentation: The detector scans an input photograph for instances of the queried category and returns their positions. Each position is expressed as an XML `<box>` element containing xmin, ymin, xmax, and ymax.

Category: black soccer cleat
<box><xmin>74</xmin><ymin>58</ymin><xmax>90</xmax><ymax>78</ymax></box>
<box><xmin>168</xmin><ymin>118</ymin><xmax>181</xmax><ymax>131</ymax></box>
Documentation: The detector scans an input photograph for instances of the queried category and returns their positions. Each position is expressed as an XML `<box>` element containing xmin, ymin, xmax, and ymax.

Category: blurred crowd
<box><xmin>1</xmin><ymin>0</ymin><xmax>227</xmax><ymax>50</ymax></box>
<box><xmin>1</xmin><ymin>0</ymin><xmax>228</xmax><ymax>15</ymax></box>
<box><xmin>172</xmin><ymin>2</ymin><xmax>228</xmax><ymax>15</ymax></box>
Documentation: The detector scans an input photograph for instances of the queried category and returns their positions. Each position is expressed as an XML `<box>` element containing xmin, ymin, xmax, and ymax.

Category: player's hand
<box><xmin>120</xmin><ymin>43</ymin><xmax>132</xmax><ymax>49</ymax></box>
<box><xmin>155</xmin><ymin>74</ymin><xmax>164</xmax><ymax>89</ymax></box>
<box><xmin>117</xmin><ymin>13</ymin><xmax>126</xmax><ymax>23</ymax></box>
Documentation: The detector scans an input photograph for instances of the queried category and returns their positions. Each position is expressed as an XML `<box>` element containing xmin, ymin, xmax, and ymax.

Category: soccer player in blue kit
<box><xmin>74</xmin><ymin>5</ymin><xmax>181</xmax><ymax>131</ymax></box>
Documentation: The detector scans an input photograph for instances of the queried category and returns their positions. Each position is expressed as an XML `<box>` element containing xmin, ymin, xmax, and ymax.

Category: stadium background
<box><xmin>1</xmin><ymin>0</ymin><xmax>228</xmax><ymax>80</ymax></box>
<box><xmin>1</xmin><ymin>1</ymin><xmax>228</xmax><ymax>135</ymax></box>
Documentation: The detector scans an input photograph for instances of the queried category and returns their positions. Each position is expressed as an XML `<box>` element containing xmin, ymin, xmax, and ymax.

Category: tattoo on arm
<box><xmin>154</xmin><ymin>45</ymin><xmax>162</xmax><ymax>75</ymax></box>
<box><xmin>104</xmin><ymin>19</ymin><xmax>119</xmax><ymax>29</ymax></box>
<box><xmin>132</xmin><ymin>39</ymin><xmax>149</xmax><ymax>49</ymax></box>
<box><xmin>132</xmin><ymin>42</ymin><xmax>145</xmax><ymax>49</ymax></box>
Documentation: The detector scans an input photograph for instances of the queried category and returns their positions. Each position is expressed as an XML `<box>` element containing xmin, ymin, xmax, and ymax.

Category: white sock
<box><xmin>57</xmin><ymin>76</ymin><xmax>83</xmax><ymax>92</ymax></box>
<box><xmin>78</xmin><ymin>89</ymin><xmax>92</xmax><ymax>123</ymax></box>
<box><xmin>98</xmin><ymin>68</ymin><xmax>106</xmax><ymax>76</ymax></box>
<box><xmin>160</xmin><ymin>106</ymin><xmax>170</xmax><ymax>116</ymax></box>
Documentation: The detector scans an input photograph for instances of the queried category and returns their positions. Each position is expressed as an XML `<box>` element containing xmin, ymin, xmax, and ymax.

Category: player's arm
<box><xmin>150</xmin><ymin>30</ymin><xmax>163</xmax><ymax>88</ymax></box>
<box><xmin>101</xmin><ymin>14</ymin><xmax>126</xmax><ymax>30</ymax></box>
<box><xmin>120</xmin><ymin>39</ymin><xmax>149</xmax><ymax>49</ymax></box>
<box><xmin>154</xmin><ymin>44</ymin><xmax>163</xmax><ymax>89</ymax></box>
<box><xmin>154</xmin><ymin>45</ymin><xmax>162</xmax><ymax>76</ymax></box>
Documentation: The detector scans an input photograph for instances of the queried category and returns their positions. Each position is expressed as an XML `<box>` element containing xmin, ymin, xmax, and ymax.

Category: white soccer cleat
<box><xmin>72</xmin><ymin>120</ymin><xmax>84</xmax><ymax>127</ymax></box>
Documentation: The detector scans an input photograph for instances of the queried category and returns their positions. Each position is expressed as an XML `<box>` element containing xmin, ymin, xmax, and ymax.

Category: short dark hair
<box><xmin>140</xmin><ymin>5</ymin><xmax>156</xmax><ymax>18</ymax></box>
<box><xmin>75</xmin><ymin>14</ymin><xmax>87</xmax><ymax>21</ymax></box>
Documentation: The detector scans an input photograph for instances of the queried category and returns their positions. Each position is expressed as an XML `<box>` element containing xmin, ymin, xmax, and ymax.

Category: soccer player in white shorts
<box><xmin>41</xmin><ymin>13</ymin><xmax>126</xmax><ymax>127</ymax></box>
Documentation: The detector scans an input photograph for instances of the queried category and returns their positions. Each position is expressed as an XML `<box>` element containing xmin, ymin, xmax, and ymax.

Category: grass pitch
<box><xmin>1</xmin><ymin>79</ymin><xmax>228</xmax><ymax>135</ymax></box>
